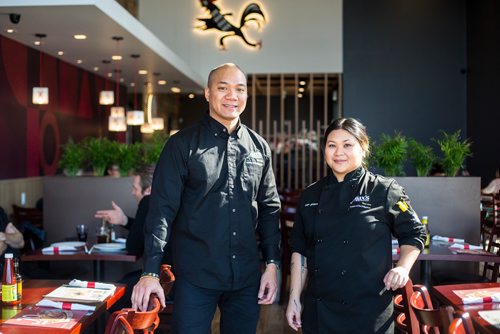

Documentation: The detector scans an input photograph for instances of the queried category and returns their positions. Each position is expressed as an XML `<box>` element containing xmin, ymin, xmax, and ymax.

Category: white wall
<box><xmin>138</xmin><ymin>0</ymin><xmax>342</xmax><ymax>83</ymax></box>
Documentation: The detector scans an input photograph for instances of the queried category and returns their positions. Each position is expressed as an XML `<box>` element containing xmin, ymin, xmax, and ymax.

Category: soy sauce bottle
<box><xmin>2</xmin><ymin>253</ymin><xmax>18</xmax><ymax>305</ymax></box>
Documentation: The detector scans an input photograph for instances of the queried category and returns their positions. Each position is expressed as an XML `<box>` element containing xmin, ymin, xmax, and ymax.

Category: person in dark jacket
<box><xmin>286</xmin><ymin>118</ymin><xmax>426</xmax><ymax>334</ymax></box>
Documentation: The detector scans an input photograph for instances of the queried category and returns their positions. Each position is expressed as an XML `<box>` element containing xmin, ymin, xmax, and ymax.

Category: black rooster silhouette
<box><xmin>196</xmin><ymin>0</ymin><xmax>266</xmax><ymax>50</ymax></box>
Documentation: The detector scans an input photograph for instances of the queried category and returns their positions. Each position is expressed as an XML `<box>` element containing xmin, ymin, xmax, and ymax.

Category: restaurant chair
<box><xmin>448</xmin><ymin>312</ymin><xmax>475</xmax><ymax>334</ymax></box>
<box><xmin>157</xmin><ymin>264</ymin><xmax>175</xmax><ymax>333</ymax></box>
<box><xmin>11</xmin><ymin>204</ymin><xmax>44</xmax><ymax>253</ymax></box>
<box><xmin>410</xmin><ymin>288</ymin><xmax>454</xmax><ymax>334</ymax></box>
<box><xmin>105</xmin><ymin>295</ymin><xmax>161</xmax><ymax>334</ymax></box>
<box><xmin>394</xmin><ymin>279</ymin><xmax>424</xmax><ymax>334</ymax></box>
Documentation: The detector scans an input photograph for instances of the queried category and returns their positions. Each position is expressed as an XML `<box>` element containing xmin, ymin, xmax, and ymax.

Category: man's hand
<box><xmin>258</xmin><ymin>263</ymin><xmax>278</xmax><ymax>304</ymax></box>
<box><xmin>0</xmin><ymin>241</ymin><xmax>7</xmax><ymax>255</ymax></box>
<box><xmin>383</xmin><ymin>266</ymin><xmax>410</xmax><ymax>290</ymax></box>
<box><xmin>286</xmin><ymin>297</ymin><xmax>302</xmax><ymax>331</ymax></box>
<box><xmin>131</xmin><ymin>277</ymin><xmax>166</xmax><ymax>311</ymax></box>
<box><xmin>0</xmin><ymin>223</ymin><xmax>24</xmax><ymax>249</ymax></box>
<box><xmin>94</xmin><ymin>201</ymin><xmax>127</xmax><ymax>226</ymax></box>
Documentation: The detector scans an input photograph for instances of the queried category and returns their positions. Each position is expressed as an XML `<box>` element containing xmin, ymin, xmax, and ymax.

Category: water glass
<box><xmin>76</xmin><ymin>224</ymin><xmax>88</xmax><ymax>242</ymax></box>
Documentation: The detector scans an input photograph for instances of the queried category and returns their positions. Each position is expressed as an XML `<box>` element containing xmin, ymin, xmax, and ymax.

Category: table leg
<box><xmin>420</xmin><ymin>260</ymin><xmax>431</xmax><ymax>287</ymax></box>
<box><xmin>93</xmin><ymin>260</ymin><xmax>105</xmax><ymax>281</ymax></box>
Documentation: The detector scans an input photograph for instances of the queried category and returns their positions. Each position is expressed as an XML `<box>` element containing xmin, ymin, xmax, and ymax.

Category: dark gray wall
<box><xmin>466</xmin><ymin>0</ymin><xmax>500</xmax><ymax>186</ymax></box>
<box><xmin>343</xmin><ymin>0</ymin><xmax>467</xmax><ymax>150</ymax></box>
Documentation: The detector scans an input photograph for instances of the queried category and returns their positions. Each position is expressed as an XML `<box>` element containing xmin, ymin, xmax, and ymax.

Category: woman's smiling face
<box><xmin>324</xmin><ymin>129</ymin><xmax>366</xmax><ymax>182</ymax></box>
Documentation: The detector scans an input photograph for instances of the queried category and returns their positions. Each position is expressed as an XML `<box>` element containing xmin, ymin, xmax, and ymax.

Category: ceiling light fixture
<box><xmin>99</xmin><ymin>60</ymin><xmax>114</xmax><ymax>105</ymax></box>
<box><xmin>57</xmin><ymin>51</ymin><xmax>64</xmax><ymax>56</ymax></box>
<box><xmin>188</xmin><ymin>93</ymin><xmax>195</xmax><ymax>99</ymax></box>
<box><xmin>73</xmin><ymin>34</ymin><xmax>87</xmax><ymax>40</ymax></box>
<box><xmin>32</xmin><ymin>33</ymin><xmax>49</xmax><ymax>105</ymax></box>
<box><xmin>126</xmin><ymin>54</ymin><xmax>145</xmax><ymax>126</ymax></box>
<box><xmin>171</xmin><ymin>87</ymin><xmax>181</xmax><ymax>93</ymax></box>
<box><xmin>109</xmin><ymin>36</ymin><xmax>126</xmax><ymax>132</ymax></box>
<box><xmin>158</xmin><ymin>80</ymin><xmax>167</xmax><ymax>85</ymax></box>
<box><xmin>138</xmin><ymin>70</ymin><xmax>148</xmax><ymax>75</ymax></box>
<box><xmin>6</xmin><ymin>29</ymin><xmax>14</xmax><ymax>34</ymax></box>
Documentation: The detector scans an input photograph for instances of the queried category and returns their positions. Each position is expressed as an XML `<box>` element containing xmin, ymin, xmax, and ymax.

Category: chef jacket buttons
<box><xmin>318</xmin><ymin>209</ymin><xmax>323</xmax><ymax>214</ymax></box>
<box><xmin>341</xmin><ymin>270</ymin><xmax>347</xmax><ymax>276</ymax></box>
<box><xmin>343</xmin><ymin>240</ymin><xmax>349</xmax><ymax>244</ymax></box>
<box><xmin>314</xmin><ymin>268</ymin><xmax>320</xmax><ymax>273</ymax></box>
<box><xmin>316</xmin><ymin>239</ymin><xmax>323</xmax><ymax>244</ymax></box>
<box><xmin>341</xmin><ymin>299</ymin><xmax>347</xmax><ymax>305</ymax></box>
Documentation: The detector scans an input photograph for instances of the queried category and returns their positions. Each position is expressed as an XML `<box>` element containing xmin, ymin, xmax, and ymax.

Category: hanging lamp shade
<box><xmin>109</xmin><ymin>115</ymin><xmax>127</xmax><ymax>132</ymax></box>
<box><xmin>127</xmin><ymin>110</ymin><xmax>145</xmax><ymax>125</ymax></box>
<box><xmin>32</xmin><ymin>87</ymin><xmax>49</xmax><ymax>105</ymax></box>
<box><xmin>151</xmin><ymin>117</ymin><xmax>164</xmax><ymax>130</ymax></box>
<box><xmin>140</xmin><ymin>123</ymin><xmax>154</xmax><ymax>134</ymax></box>
<box><xmin>110</xmin><ymin>106</ymin><xmax>125</xmax><ymax>117</ymax></box>
<box><xmin>99</xmin><ymin>90</ymin><xmax>114</xmax><ymax>105</ymax></box>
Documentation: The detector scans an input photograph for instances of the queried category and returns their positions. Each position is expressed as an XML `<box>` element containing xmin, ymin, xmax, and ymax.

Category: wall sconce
<box><xmin>32</xmin><ymin>33</ymin><xmax>49</xmax><ymax>105</ymax></box>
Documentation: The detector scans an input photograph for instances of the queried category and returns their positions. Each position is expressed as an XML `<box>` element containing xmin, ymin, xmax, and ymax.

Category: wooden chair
<box><xmin>394</xmin><ymin>279</ymin><xmax>423</xmax><ymax>334</ymax></box>
<box><xmin>11</xmin><ymin>204</ymin><xmax>44</xmax><ymax>252</ymax></box>
<box><xmin>448</xmin><ymin>312</ymin><xmax>475</xmax><ymax>334</ymax></box>
<box><xmin>410</xmin><ymin>288</ymin><xmax>454</xmax><ymax>334</ymax></box>
<box><xmin>157</xmin><ymin>264</ymin><xmax>175</xmax><ymax>333</ymax></box>
<box><xmin>105</xmin><ymin>295</ymin><xmax>161</xmax><ymax>334</ymax></box>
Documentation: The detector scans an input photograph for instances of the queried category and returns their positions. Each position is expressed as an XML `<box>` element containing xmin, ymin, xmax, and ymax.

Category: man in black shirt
<box><xmin>132</xmin><ymin>63</ymin><xmax>281</xmax><ymax>333</ymax></box>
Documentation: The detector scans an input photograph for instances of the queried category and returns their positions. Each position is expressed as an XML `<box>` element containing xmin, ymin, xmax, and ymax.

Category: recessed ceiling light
<box><xmin>120</xmin><ymin>78</ymin><xmax>125</xmax><ymax>83</ymax></box>
<box><xmin>74</xmin><ymin>34</ymin><xmax>87</xmax><ymax>40</ymax></box>
<box><xmin>171</xmin><ymin>87</ymin><xmax>181</xmax><ymax>93</ymax></box>
<box><xmin>111</xmin><ymin>55</ymin><xmax>122</xmax><ymax>61</ymax></box>
<box><xmin>138</xmin><ymin>70</ymin><xmax>148</xmax><ymax>75</ymax></box>
<box><xmin>298</xmin><ymin>87</ymin><xmax>305</xmax><ymax>92</ymax></box>
<box><xmin>57</xmin><ymin>51</ymin><xmax>64</xmax><ymax>56</ymax></box>
<box><xmin>130</xmin><ymin>82</ymin><xmax>135</xmax><ymax>87</ymax></box>
<box><xmin>77</xmin><ymin>59</ymin><xmax>83</xmax><ymax>64</ymax></box>
<box><xmin>299</xmin><ymin>81</ymin><xmax>306</xmax><ymax>86</ymax></box>
<box><xmin>6</xmin><ymin>29</ymin><xmax>15</xmax><ymax>34</ymax></box>
<box><xmin>107</xmin><ymin>73</ymin><xmax>113</xmax><ymax>78</ymax></box>
<box><xmin>93</xmin><ymin>66</ymin><xmax>99</xmax><ymax>71</ymax></box>
<box><xmin>297</xmin><ymin>93</ymin><xmax>303</xmax><ymax>98</ymax></box>
<box><xmin>34</xmin><ymin>41</ymin><xmax>41</xmax><ymax>46</ymax></box>
<box><xmin>188</xmin><ymin>93</ymin><xmax>195</xmax><ymax>99</ymax></box>
<box><xmin>158</xmin><ymin>80</ymin><xmax>167</xmax><ymax>85</ymax></box>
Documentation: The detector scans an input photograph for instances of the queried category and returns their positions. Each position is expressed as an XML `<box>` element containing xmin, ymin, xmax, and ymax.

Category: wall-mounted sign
<box><xmin>196</xmin><ymin>0</ymin><xmax>266</xmax><ymax>50</ymax></box>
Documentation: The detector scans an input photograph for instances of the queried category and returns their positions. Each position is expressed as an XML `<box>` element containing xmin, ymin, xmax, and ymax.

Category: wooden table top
<box><xmin>433</xmin><ymin>282</ymin><xmax>500</xmax><ymax>334</ymax></box>
<box><xmin>0</xmin><ymin>279</ymin><xmax>125</xmax><ymax>334</ymax></box>
<box><xmin>21</xmin><ymin>249</ymin><xmax>138</xmax><ymax>262</ymax></box>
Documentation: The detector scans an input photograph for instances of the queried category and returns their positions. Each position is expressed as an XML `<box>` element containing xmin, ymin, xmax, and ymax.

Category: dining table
<box><xmin>392</xmin><ymin>240</ymin><xmax>500</xmax><ymax>286</ymax></box>
<box><xmin>0</xmin><ymin>279</ymin><xmax>125</xmax><ymax>333</ymax></box>
<box><xmin>21</xmin><ymin>246</ymin><xmax>139</xmax><ymax>281</ymax></box>
<box><xmin>433</xmin><ymin>282</ymin><xmax>500</xmax><ymax>334</ymax></box>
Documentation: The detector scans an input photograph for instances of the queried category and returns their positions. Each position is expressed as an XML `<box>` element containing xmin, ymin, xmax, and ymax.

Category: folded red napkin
<box><xmin>42</xmin><ymin>246</ymin><xmax>77</xmax><ymax>254</ymax></box>
<box><xmin>36</xmin><ymin>299</ymin><xmax>95</xmax><ymax>311</ymax></box>
<box><xmin>68</xmin><ymin>279</ymin><xmax>115</xmax><ymax>290</ymax></box>
<box><xmin>462</xmin><ymin>294</ymin><xmax>500</xmax><ymax>305</ymax></box>
<box><xmin>432</xmin><ymin>235</ymin><xmax>465</xmax><ymax>243</ymax></box>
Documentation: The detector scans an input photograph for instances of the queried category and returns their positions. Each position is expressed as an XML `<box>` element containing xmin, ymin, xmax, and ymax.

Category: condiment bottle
<box><xmin>14</xmin><ymin>258</ymin><xmax>22</xmax><ymax>302</ymax></box>
<box><xmin>2</xmin><ymin>253</ymin><xmax>18</xmax><ymax>305</ymax></box>
<box><xmin>422</xmin><ymin>216</ymin><xmax>430</xmax><ymax>248</ymax></box>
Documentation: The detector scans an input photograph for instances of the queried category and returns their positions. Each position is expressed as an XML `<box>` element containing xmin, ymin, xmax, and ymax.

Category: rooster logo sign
<box><xmin>196</xmin><ymin>0</ymin><xmax>266</xmax><ymax>50</ymax></box>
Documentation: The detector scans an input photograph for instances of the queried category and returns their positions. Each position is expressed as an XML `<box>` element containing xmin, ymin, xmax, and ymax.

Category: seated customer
<box><xmin>95</xmin><ymin>164</ymin><xmax>155</xmax><ymax>255</ymax></box>
<box><xmin>482</xmin><ymin>167</ymin><xmax>500</xmax><ymax>195</ymax></box>
<box><xmin>0</xmin><ymin>206</ymin><xmax>25</xmax><ymax>271</ymax></box>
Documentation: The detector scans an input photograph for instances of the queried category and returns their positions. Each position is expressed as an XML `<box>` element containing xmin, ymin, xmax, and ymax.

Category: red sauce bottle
<box><xmin>2</xmin><ymin>253</ymin><xmax>19</xmax><ymax>305</ymax></box>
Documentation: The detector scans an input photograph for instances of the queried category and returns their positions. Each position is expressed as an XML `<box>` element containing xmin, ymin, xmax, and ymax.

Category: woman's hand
<box><xmin>286</xmin><ymin>297</ymin><xmax>303</xmax><ymax>331</ymax></box>
<box><xmin>383</xmin><ymin>266</ymin><xmax>409</xmax><ymax>290</ymax></box>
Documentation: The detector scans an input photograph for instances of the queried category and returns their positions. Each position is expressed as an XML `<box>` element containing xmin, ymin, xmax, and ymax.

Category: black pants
<box><xmin>172</xmin><ymin>278</ymin><xmax>260</xmax><ymax>334</ymax></box>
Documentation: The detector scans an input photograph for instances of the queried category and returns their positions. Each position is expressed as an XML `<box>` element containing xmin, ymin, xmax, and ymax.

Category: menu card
<box><xmin>43</xmin><ymin>286</ymin><xmax>114</xmax><ymax>303</ymax></box>
<box><xmin>478</xmin><ymin>310</ymin><xmax>500</xmax><ymax>328</ymax></box>
<box><xmin>453</xmin><ymin>287</ymin><xmax>500</xmax><ymax>304</ymax></box>
<box><xmin>4</xmin><ymin>306</ymin><xmax>89</xmax><ymax>329</ymax></box>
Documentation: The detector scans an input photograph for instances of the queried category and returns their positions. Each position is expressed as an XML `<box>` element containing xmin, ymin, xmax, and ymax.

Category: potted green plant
<box><xmin>407</xmin><ymin>139</ymin><xmax>436</xmax><ymax>177</ymax></box>
<box><xmin>82</xmin><ymin>137</ymin><xmax>113</xmax><ymax>176</ymax></box>
<box><xmin>434</xmin><ymin>130</ymin><xmax>472</xmax><ymax>176</ymax></box>
<box><xmin>117</xmin><ymin>143</ymin><xmax>137</xmax><ymax>177</ymax></box>
<box><xmin>141</xmin><ymin>132</ymin><xmax>169</xmax><ymax>166</ymax></box>
<box><xmin>371</xmin><ymin>132</ymin><xmax>408</xmax><ymax>176</ymax></box>
<box><xmin>59</xmin><ymin>139</ymin><xmax>85</xmax><ymax>176</ymax></box>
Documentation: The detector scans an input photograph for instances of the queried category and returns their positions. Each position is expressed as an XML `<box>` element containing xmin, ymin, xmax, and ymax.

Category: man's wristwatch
<box><xmin>265</xmin><ymin>259</ymin><xmax>280</xmax><ymax>270</ymax></box>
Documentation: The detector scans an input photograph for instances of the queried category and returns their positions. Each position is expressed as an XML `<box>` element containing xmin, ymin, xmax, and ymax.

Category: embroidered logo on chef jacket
<box><xmin>348</xmin><ymin>195</ymin><xmax>371</xmax><ymax>209</ymax></box>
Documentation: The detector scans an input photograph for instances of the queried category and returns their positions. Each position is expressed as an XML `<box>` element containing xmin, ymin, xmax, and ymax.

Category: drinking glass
<box><xmin>76</xmin><ymin>224</ymin><xmax>88</xmax><ymax>242</ymax></box>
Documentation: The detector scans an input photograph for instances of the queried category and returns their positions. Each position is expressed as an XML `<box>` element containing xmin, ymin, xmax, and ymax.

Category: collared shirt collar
<box><xmin>327</xmin><ymin>166</ymin><xmax>365</xmax><ymax>185</ymax></box>
<box><xmin>203</xmin><ymin>113</ymin><xmax>242</xmax><ymax>139</ymax></box>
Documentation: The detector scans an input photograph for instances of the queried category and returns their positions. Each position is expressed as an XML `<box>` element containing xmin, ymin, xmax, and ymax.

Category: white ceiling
<box><xmin>0</xmin><ymin>0</ymin><xmax>205</xmax><ymax>94</ymax></box>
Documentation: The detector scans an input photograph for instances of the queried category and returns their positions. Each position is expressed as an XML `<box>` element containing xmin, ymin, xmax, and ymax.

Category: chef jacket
<box><xmin>290</xmin><ymin>167</ymin><xmax>426</xmax><ymax>333</ymax></box>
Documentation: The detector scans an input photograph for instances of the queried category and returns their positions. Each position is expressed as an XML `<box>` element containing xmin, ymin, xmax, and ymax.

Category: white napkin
<box><xmin>37</xmin><ymin>299</ymin><xmax>95</xmax><ymax>311</ymax></box>
<box><xmin>68</xmin><ymin>279</ymin><xmax>116</xmax><ymax>290</ymax></box>
<box><xmin>462</xmin><ymin>294</ymin><xmax>500</xmax><ymax>305</ymax></box>
<box><xmin>391</xmin><ymin>239</ymin><xmax>398</xmax><ymax>245</ymax></box>
<box><xmin>432</xmin><ymin>235</ymin><xmax>465</xmax><ymax>243</ymax></box>
<box><xmin>392</xmin><ymin>248</ymin><xmax>400</xmax><ymax>255</ymax></box>
<box><xmin>42</xmin><ymin>246</ymin><xmax>77</xmax><ymax>254</ymax></box>
<box><xmin>449</xmin><ymin>243</ymin><xmax>483</xmax><ymax>250</ymax></box>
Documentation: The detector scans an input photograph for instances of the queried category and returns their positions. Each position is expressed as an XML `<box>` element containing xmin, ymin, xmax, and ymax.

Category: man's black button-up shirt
<box><xmin>144</xmin><ymin>114</ymin><xmax>281</xmax><ymax>289</ymax></box>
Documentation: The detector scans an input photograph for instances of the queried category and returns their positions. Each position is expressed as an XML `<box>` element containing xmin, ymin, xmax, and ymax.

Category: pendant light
<box><xmin>126</xmin><ymin>54</ymin><xmax>145</xmax><ymax>125</ymax></box>
<box><xmin>32</xmin><ymin>33</ymin><xmax>49</xmax><ymax>105</ymax></box>
<box><xmin>99</xmin><ymin>60</ymin><xmax>114</xmax><ymax>105</ymax></box>
<box><xmin>108</xmin><ymin>36</ymin><xmax>126</xmax><ymax>132</ymax></box>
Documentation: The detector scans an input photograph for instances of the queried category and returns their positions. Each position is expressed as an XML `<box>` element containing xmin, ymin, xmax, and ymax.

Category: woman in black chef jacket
<box><xmin>285</xmin><ymin>118</ymin><xmax>426</xmax><ymax>334</ymax></box>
